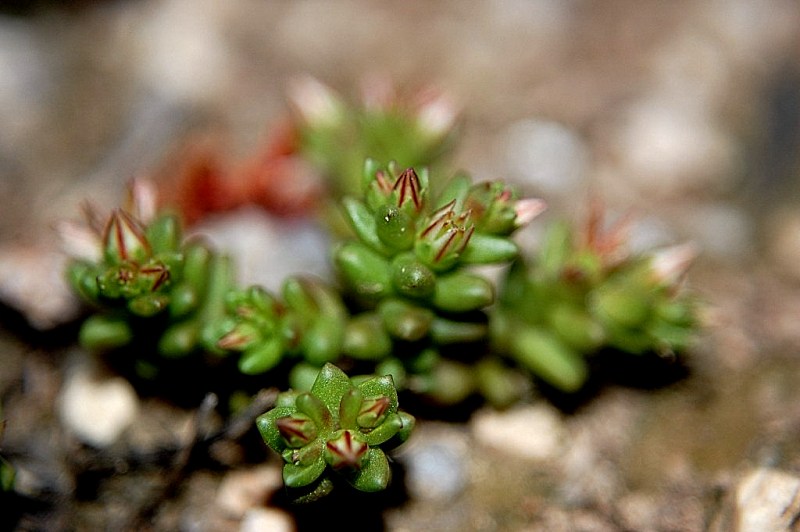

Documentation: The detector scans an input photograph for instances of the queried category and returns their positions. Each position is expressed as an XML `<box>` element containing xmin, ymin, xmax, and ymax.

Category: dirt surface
<box><xmin>2</xmin><ymin>1</ymin><xmax>800</xmax><ymax>531</ymax></box>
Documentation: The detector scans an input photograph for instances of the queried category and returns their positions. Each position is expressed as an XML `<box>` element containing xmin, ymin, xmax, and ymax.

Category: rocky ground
<box><xmin>2</xmin><ymin>1</ymin><xmax>800</xmax><ymax>531</ymax></box>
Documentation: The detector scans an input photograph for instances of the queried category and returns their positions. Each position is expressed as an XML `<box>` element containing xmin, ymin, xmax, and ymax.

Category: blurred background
<box><xmin>2</xmin><ymin>1</ymin><xmax>800</xmax><ymax>530</ymax></box>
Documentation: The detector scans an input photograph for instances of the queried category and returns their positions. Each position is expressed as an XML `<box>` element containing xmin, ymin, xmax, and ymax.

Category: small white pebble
<box><xmin>58</xmin><ymin>362</ymin><xmax>139</xmax><ymax>448</ymax></box>
<box><xmin>401</xmin><ymin>428</ymin><xmax>469</xmax><ymax>501</ymax></box>
<box><xmin>216</xmin><ymin>465</ymin><xmax>283</xmax><ymax>520</ymax></box>
<box><xmin>471</xmin><ymin>404</ymin><xmax>565</xmax><ymax>461</ymax></box>
<box><xmin>503</xmin><ymin>119</ymin><xmax>589</xmax><ymax>196</ymax></box>
<box><xmin>735</xmin><ymin>468</ymin><xmax>800</xmax><ymax>532</ymax></box>
<box><xmin>239</xmin><ymin>507</ymin><xmax>295</xmax><ymax>532</ymax></box>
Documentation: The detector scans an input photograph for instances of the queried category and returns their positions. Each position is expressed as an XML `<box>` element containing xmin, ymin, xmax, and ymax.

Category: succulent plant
<box><xmin>330</xmin><ymin>161</ymin><xmax>545</xmax><ymax>404</ymax></box>
<box><xmin>210</xmin><ymin>276</ymin><xmax>349</xmax><ymax>375</ymax></box>
<box><xmin>288</xmin><ymin>75</ymin><xmax>460</xmax><ymax>198</ymax></box>
<box><xmin>492</xmin><ymin>205</ymin><xmax>698</xmax><ymax>393</ymax></box>
<box><xmin>61</xmin><ymin>180</ymin><xmax>234</xmax><ymax>372</ymax></box>
<box><xmin>257</xmin><ymin>363</ymin><xmax>414</xmax><ymax>502</ymax></box>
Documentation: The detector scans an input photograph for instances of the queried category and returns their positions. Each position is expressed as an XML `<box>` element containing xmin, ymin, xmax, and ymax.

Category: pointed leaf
<box><xmin>295</xmin><ymin>392</ymin><xmax>332</xmax><ymax>432</ymax></box>
<box><xmin>310</xmin><ymin>363</ymin><xmax>354</xmax><ymax>420</ymax></box>
<box><xmin>339</xmin><ymin>388</ymin><xmax>364</xmax><ymax>430</ymax></box>
<box><xmin>356</xmin><ymin>375</ymin><xmax>398</xmax><ymax>412</ymax></box>
<box><xmin>341</xmin><ymin>197</ymin><xmax>386</xmax><ymax>253</ymax></box>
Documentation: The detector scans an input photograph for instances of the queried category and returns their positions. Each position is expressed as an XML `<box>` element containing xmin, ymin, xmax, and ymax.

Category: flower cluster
<box><xmin>493</xmin><ymin>206</ymin><xmax>697</xmax><ymax>392</ymax></box>
<box><xmin>257</xmin><ymin>363</ymin><xmax>414</xmax><ymax>502</ymax></box>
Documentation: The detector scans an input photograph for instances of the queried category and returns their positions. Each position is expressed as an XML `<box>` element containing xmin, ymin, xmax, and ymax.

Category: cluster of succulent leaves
<box><xmin>492</xmin><ymin>217</ymin><xmax>697</xmax><ymax>393</ymax></box>
<box><xmin>289</xmin><ymin>76</ymin><xmax>457</xmax><ymax>198</ymax></box>
<box><xmin>65</xmin><ymin>204</ymin><xmax>235</xmax><ymax>377</ymax></box>
<box><xmin>257</xmin><ymin>363</ymin><xmax>414</xmax><ymax>503</ymax></box>
<box><xmin>201</xmin><ymin>159</ymin><xmax>539</xmax><ymax>407</ymax></box>
<box><xmin>329</xmin><ymin>160</ymin><xmax>541</xmax><ymax>406</ymax></box>
<box><xmin>62</xmin><ymin>80</ymin><xmax>699</xmax><ymax>500</ymax></box>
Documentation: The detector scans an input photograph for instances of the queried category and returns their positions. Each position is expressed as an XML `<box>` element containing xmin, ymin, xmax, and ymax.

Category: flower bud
<box><xmin>416</xmin><ymin>200</ymin><xmax>474</xmax><ymax>271</ymax></box>
<box><xmin>103</xmin><ymin>210</ymin><xmax>151</xmax><ymax>264</ymax></box>
<box><xmin>414</xmin><ymin>89</ymin><xmax>459</xmax><ymax>142</ymax></box>
<box><xmin>392</xmin><ymin>167</ymin><xmax>423</xmax><ymax>213</ymax></box>
<box><xmin>465</xmin><ymin>182</ymin><xmax>518</xmax><ymax>235</ymax></box>
<box><xmin>324</xmin><ymin>430</ymin><xmax>368</xmax><ymax>470</ymax></box>
<box><xmin>357</xmin><ymin>396</ymin><xmax>391</xmax><ymax>429</ymax></box>
<box><xmin>276</xmin><ymin>414</ymin><xmax>319</xmax><ymax>448</ymax></box>
<box><xmin>216</xmin><ymin>321</ymin><xmax>261</xmax><ymax>351</ymax></box>
<box><xmin>648</xmin><ymin>243</ymin><xmax>697</xmax><ymax>288</ymax></box>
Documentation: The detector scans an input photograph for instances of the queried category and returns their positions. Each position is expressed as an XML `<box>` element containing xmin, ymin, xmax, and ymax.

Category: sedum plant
<box><xmin>60</xmin><ymin>180</ymin><xmax>233</xmax><ymax>376</ymax></box>
<box><xmin>205</xmin><ymin>160</ymin><xmax>545</xmax><ymax>407</ymax></box>
<box><xmin>330</xmin><ymin>160</ymin><xmax>545</xmax><ymax>405</ymax></box>
<box><xmin>209</xmin><ymin>276</ymin><xmax>349</xmax><ymax>376</ymax></box>
<box><xmin>257</xmin><ymin>363</ymin><xmax>414</xmax><ymax>503</ymax></box>
<box><xmin>288</xmin><ymin>75</ymin><xmax>459</xmax><ymax>199</ymax></box>
<box><xmin>57</xmin><ymin>78</ymin><xmax>704</xmax><ymax>506</ymax></box>
<box><xmin>492</xmin><ymin>206</ymin><xmax>697</xmax><ymax>393</ymax></box>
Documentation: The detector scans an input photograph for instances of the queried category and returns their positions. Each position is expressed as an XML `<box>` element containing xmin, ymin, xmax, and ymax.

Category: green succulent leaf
<box><xmin>360</xmin><ymin>412</ymin><xmax>402</xmax><ymax>446</ymax></box>
<box><xmin>375</xmin><ymin>205</ymin><xmax>416</xmax><ymax>251</ymax></box>
<box><xmin>257</xmin><ymin>406</ymin><xmax>298</xmax><ymax>452</ymax></box>
<box><xmin>159</xmin><ymin>320</ymin><xmax>200</xmax><ymax>358</ymax></box>
<box><xmin>460</xmin><ymin>233</ymin><xmax>519</xmax><ymax>264</ymax></box>
<box><xmin>310</xmin><ymin>363</ymin><xmax>355</xmax><ymax>417</ymax></box>
<box><xmin>283</xmin><ymin>456</ymin><xmax>327</xmax><ymax>488</ymax></box>
<box><xmin>342</xmin><ymin>313</ymin><xmax>393</xmax><ymax>360</ymax></box>
<box><xmin>79</xmin><ymin>314</ymin><xmax>133</xmax><ymax>351</ymax></box>
<box><xmin>391</xmin><ymin>253</ymin><xmax>436</xmax><ymax>299</ymax></box>
<box><xmin>349</xmin><ymin>448</ymin><xmax>391</xmax><ymax>492</ymax></box>
<box><xmin>238</xmin><ymin>337</ymin><xmax>284</xmax><ymax>374</ymax></box>
<box><xmin>341</xmin><ymin>197</ymin><xmax>386</xmax><ymax>253</ymax></box>
<box><xmin>295</xmin><ymin>392</ymin><xmax>333</xmax><ymax>432</ymax></box>
<box><xmin>432</xmin><ymin>271</ymin><xmax>494</xmax><ymax>312</ymax></box>
<box><xmin>334</xmin><ymin>241</ymin><xmax>393</xmax><ymax>301</ymax></box>
<box><xmin>429</xmin><ymin>316</ymin><xmax>488</xmax><ymax>344</ymax></box>
<box><xmin>145</xmin><ymin>214</ymin><xmax>181</xmax><ymax>254</ymax></box>
<box><xmin>510</xmin><ymin>326</ymin><xmax>588</xmax><ymax>393</ymax></box>
<box><xmin>379</xmin><ymin>299</ymin><xmax>433</xmax><ymax>341</ymax></box>
<box><xmin>338</xmin><ymin>388</ymin><xmax>364</xmax><ymax>430</ymax></box>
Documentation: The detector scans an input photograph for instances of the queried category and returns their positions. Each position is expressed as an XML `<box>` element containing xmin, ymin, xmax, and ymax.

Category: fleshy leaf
<box><xmin>349</xmin><ymin>448</ymin><xmax>391</xmax><ymax>492</ymax></box>
<box><xmin>310</xmin><ymin>363</ymin><xmax>355</xmax><ymax>417</ymax></box>
<box><xmin>283</xmin><ymin>456</ymin><xmax>327</xmax><ymax>488</ymax></box>
<box><xmin>257</xmin><ymin>407</ymin><xmax>298</xmax><ymax>453</ymax></box>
